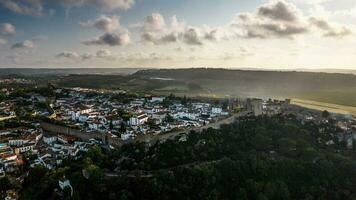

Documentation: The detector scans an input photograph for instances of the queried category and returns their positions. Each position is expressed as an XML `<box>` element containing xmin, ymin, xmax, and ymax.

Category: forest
<box><xmin>12</xmin><ymin>115</ymin><xmax>356</xmax><ymax>200</ymax></box>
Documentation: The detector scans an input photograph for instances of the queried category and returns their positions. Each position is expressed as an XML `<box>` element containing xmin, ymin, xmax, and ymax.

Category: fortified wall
<box><xmin>41</xmin><ymin>122</ymin><xmax>123</xmax><ymax>147</ymax></box>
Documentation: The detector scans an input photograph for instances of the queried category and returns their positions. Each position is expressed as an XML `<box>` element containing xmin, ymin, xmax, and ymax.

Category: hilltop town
<box><xmin>1</xmin><ymin>81</ymin><xmax>356</xmax><ymax>199</ymax></box>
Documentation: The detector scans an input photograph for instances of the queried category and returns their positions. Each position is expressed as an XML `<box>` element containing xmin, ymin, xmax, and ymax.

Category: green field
<box><xmin>294</xmin><ymin>89</ymin><xmax>356</xmax><ymax>107</ymax></box>
<box><xmin>292</xmin><ymin>99</ymin><xmax>356</xmax><ymax>117</ymax></box>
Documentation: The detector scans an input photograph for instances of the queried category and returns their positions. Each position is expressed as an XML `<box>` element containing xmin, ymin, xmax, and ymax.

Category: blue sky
<box><xmin>0</xmin><ymin>0</ymin><xmax>356</xmax><ymax>69</ymax></box>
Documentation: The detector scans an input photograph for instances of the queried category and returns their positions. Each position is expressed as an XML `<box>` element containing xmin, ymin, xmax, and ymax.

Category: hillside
<box><xmin>20</xmin><ymin>116</ymin><xmax>356</xmax><ymax>199</ymax></box>
<box><xmin>133</xmin><ymin>68</ymin><xmax>356</xmax><ymax>106</ymax></box>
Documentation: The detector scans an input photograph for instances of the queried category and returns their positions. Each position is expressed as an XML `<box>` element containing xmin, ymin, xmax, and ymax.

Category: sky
<box><xmin>0</xmin><ymin>0</ymin><xmax>356</xmax><ymax>69</ymax></box>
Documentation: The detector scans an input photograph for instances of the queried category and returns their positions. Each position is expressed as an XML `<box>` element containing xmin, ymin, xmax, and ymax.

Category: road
<box><xmin>105</xmin><ymin>159</ymin><xmax>223</xmax><ymax>178</ymax></box>
<box><xmin>0</xmin><ymin>115</ymin><xmax>16</xmax><ymax>121</ymax></box>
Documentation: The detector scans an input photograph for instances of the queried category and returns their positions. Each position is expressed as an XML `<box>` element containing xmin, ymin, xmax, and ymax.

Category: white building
<box><xmin>129</xmin><ymin>113</ymin><xmax>148</xmax><ymax>126</ymax></box>
<box><xmin>14</xmin><ymin>144</ymin><xmax>34</xmax><ymax>154</ymax></box>
<box><xmin>150</xmin><ymin>97</ymin><xmax>165</xmax><ymax>103</ymax></box>
<box><xmin>211</xmin><ymin>107</ymin><xmax>222</xmax><ymax>115</ymax></box>
<box><xmin>78</xmin><ymin>114</ymin><xmax>89</xmax><ymax>122</ymax></box>
<box><xmin>43</xmin><ymin>136</ymin><xmax>57</xmax><ymax>144</ymax></box>
<box><xmin>8</xmin><ymin>139</ymin><xmax>26</xmax><ymax>147</ymax></box>
<box><xmin>175</xmin><ymin>112</ymin><xmax>198</xmax><ymax>120</ymax></box>
<box><xmin>121</xmin><ymin>133</ymin><xmax>135</xmax><ymax>140</ymax></box>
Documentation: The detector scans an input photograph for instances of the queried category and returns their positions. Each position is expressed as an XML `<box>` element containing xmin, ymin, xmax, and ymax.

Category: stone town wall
<box><xmin>41</xmin><ymin>122</ymin><xmax>123</xmax><ymax>147</ymax></box>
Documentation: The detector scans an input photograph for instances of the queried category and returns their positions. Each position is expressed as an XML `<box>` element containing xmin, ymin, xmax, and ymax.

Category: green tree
<box><xmin>322</xmin><ymin>110</ymin><xmax>330</xmax><ymax>118</ymax></box>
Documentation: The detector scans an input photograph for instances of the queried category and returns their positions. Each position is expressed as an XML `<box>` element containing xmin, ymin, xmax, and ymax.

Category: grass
<box><xmin>295</xmin><ymin>89</ymin><xmax>356</xmax><ymax>107</ymax></box>
<box><xmin>292</xmin><ymin>99</ymin><xmax>356</xmax><ymax>117</ymax></box>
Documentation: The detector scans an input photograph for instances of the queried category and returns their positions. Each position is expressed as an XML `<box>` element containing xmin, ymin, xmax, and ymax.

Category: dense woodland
<box><xmin>10</xmin><ymin>115</ymin><xmax>356</xmax><ymax>200</ymax></box>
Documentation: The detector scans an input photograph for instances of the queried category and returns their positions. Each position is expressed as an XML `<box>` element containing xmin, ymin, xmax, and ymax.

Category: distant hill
<box><xmin>2</xmin><ymin>67</ymin><xmax>355</xmax><ymax>107</ymax></box>
<box><xmin>0</xmin><ymin>68</ymin><xmax>140</xmax><ymax>77</ymax></box>
<box><xmin>296</xmin><ymin>68</ymin><xmax>356</xmax><ymax>75</ymax></box>
<box><xmin>134</xmin><ymin>68</ymin><xmax>356</xmax><ymax>106</ymax></box>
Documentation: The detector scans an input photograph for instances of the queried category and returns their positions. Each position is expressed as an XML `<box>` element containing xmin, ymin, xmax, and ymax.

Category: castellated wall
<box><xmin>41</xmin><ymin>122</ymin><xmax>123</xmax><ymax>147</ymax></box>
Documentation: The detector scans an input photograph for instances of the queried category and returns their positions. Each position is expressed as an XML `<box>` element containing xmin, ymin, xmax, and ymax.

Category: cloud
<box><xmin>231</xmin><ymin>0</ymin><xmax>309</xmax><ymax>39</ymax></box>
<box><xmin>81</xmin><ymin>53</ymin><xmax>94</xmax><ymax>60</ymax></box>
<box><xmin>136</xmin><ymin>1</ymin><xmax>338</xmax><ymax>46</ymax></box>
<box><xmin>121</xmin><ymin>52</ymin><xmax>172</xmax><ymax>62</ymax></box>
<box><xmin>0</xmin><ymin>0</ymin><xmax>44</xmax><ymax>16</ymax></box>
<box><xmin>11</xmin><ymin>40</ymin><xmax>34</xmax><ymax>49</ymax></box>
<box><xmin>0</xmin><ymin>38</ymin><xmax>7</xmax><ymax>45</ymax></box>
<box><xmin>81</xmin><ymin>15</ymin><xmax>131</xmax><ymax>47</ymax></box>
<box><xmin>0</xmin><ymin>23</ymin><xmax>16</xmax><ymax>35</ymax></box>
<box><xmin>1</xmin><ymin>0</ymin><xmax>134</xmax><ymax>17</ymax></box>
<box><xmin>135</xmin><ymin>14</ymin><xmax>220</xmax><ymax>46</ymax></box>
<box><xmin>309</xmin><ymin>17</ymin><xmax>352</xmax><ymax>38</ymax></box>
<box><xmin>258</xmin><ymin>0</ymin><xmax>302</xmax><ymax>22</ymax></box>
<box><xmin>323</xmin><ymin>27</ymin><xmax>352</xmax><ymax>38</ymax></box>
<box><xmin>136</xmin><ymin>1</ymin><xmax>352</xmax><ymax>44</ymax></box>
<box><xmin>80</xmin><ymin>15</ymin><xmax>121</xmax><ymax>32</ymax></box>
<box><xmin>183</xmin><ymin>28</ymin><xmax>203</xmax><ymax>45</ymax></box>
<box><xmin>140</xmin><ymin>13</ymin><xmax>166</xmax><ymax>32</ymax></box>
<box><xmin>57</xmin><ymin>0</ymin><xmax>135</xmax><ymax>10</ymax></box>
<box><xmin>96</xmin><ymin>49</ymin><xmax>112</xmax><ymax>57</ymax></box>
<box><xmin>83</xmin><ymin>32</ymin><xmax>130</xmax><ymax>46</ymax></box>
<box><xmin>55</xmin><ymin>49</ymin><xmax>115</xmax><ymax>61</ymax></box>
<box><xmin>174</xmin><ymin>47</ymin><xmax>184</xmax><ymax>52</ymax></box>
<box><xmin>56</xmin><ymin>51</ymin><xmax>80</xmax><ymax>59</ymax></box>
<box><xmin>81</xmin><ymin>49</ymin><xmax>115</xmax><ymax>60</ymax></box>
<box><xmin>5</xmin><ymin>55</ymin><xmax>20</xmax><ymax>64</ymax></box>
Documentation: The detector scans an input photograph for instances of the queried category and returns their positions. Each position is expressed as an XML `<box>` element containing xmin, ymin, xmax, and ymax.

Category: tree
<box><xmin>109</xmin><ymin>120</ymin><xmax>113</xmax><ymax>130</ymax></box>
<box><xmin>122</xmin><ymin>112</ymin><xmax>133</xmax><ymax>121</ymax></box>
<box><xmin>322</xmin><ymin>110</ymin><xmax>330</xmax><ymax>118</ymax></box>
<box><xmin>86</xmin><ymin>146</ymin><xmax>104</xmax><ymax>161</ymax></box>
<box><xmin>146</xmin><ymin>118</ymin><xmax>158</xmax><ymax>129</ymax></box>
<box><xmin>0</xmin><ymin>177</ymin><xmax>11</xmax><ymax>192</ymax></box>
<box><xmin>120</xmin><ymin>122</ymin><xmax>127</xmax><ymax>133</ymax></box>
<box><xmin>164</xmin><ymin>114</ymin><xmax>174</xmax><ymax>123</ymax></box>
<box><xmin>181</xmin><ymin>95</ymin><xmax>187</xmax><ymax>105</ymax></box>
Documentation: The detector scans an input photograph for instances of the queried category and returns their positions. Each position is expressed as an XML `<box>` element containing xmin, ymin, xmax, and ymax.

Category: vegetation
<box><xmin>4</xmin><ymin>68</ymin><xmax>356</xmax><ymax>108</ymax></box>
<box><xmin>134</xmin><ymin>68</ymin><xmax>356</xmax><ymax>106</ymax></box>
<box><xmin>19</xmin><ymin>115</ymin><xmax>356</xmax><ymax>199</ymax></box>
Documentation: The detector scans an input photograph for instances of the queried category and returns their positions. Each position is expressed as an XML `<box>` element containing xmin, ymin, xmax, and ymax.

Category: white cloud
<box><xmin>0</xmin><ymin>38</ymin><xmax>7</xmax><ymax>45</ymax></box>
<box><xmin>141</xmin><ymin>13</ymin><xmax>166</xmax><ymax>32</ymax></box>
<box><xmin>57</xmin><ymin>0</ymin><xmax>135</xmax><ymax>10</ymax></box>
<box><xmin>309</xmin><ymin>17</ymin><xmax>352</xmax><ymax>38</ymax></box>
<box><xmin>11</xmin><ymin>40</ymin><xmax>34</xmax><ymax>49</ymax></box>
<box><xmin>230</xmin><ymin>0</ymin><xmax>309</xmax><ymax>39</ymax></box>
<box><xmin>258</xmin><ymin>0</ymin><xmax>303</xmax><ymax>22</ymax></box>
<box><xmin>135</xmin><ymin>13</ymin><xmax>225</xmax><ymax>46</ymax></box>
<box><xmin>96</xmin><ymin>49</ymin><xmax>112</xmax><ymax>57</ymax></box>
<box><xmin>135</xmin><ymin>1</ymin><xmax>350</xmax><ymax>46</ymax></box>
<box><xmin>56</xmin><ymin>51</ymin><xmax>80</xmax><ymax>59</ymax></box>
<box><xmin>0</xmin><ymin>23</ymin><xmax>16</xmax><ymax>35</ymax></box>
<box><xmin>1</xmin><ymin>0</ymin><xmax>135</xmax><ymax>17</ymax></box>
<box><xmin>121</xmin><ymin>52</ymin><xmax>172</xmax><ymax>62</ymax></box>
<box><xmin>81</xmin><ymin>53</ymin><xmax>94</xmax><ymax>60</ymax></box>
<box><xmin>0</xmin><ymin>0</ymin><xmax>44</xmax><ymax>16</ymax></box>
<box><xmin>55</xmin><ymin>49</ymin><xmax>116</xmax><ymax>61</ymax></box>
<box><xmin>80</xmin><ymin>15</ymin><xmax>121</xmax><ymax>32</ymax></box>
<box><xmin>83</xmin><ymin>32</ymin><xmax>130</xmax><ymax>46</ymax></box>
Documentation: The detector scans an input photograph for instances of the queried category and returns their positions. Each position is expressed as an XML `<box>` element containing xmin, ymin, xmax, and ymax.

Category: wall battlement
<box><xmin>41</xmin><ymin>122</ymin><xmax>123</xmax><ymax>147</ymax></box>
